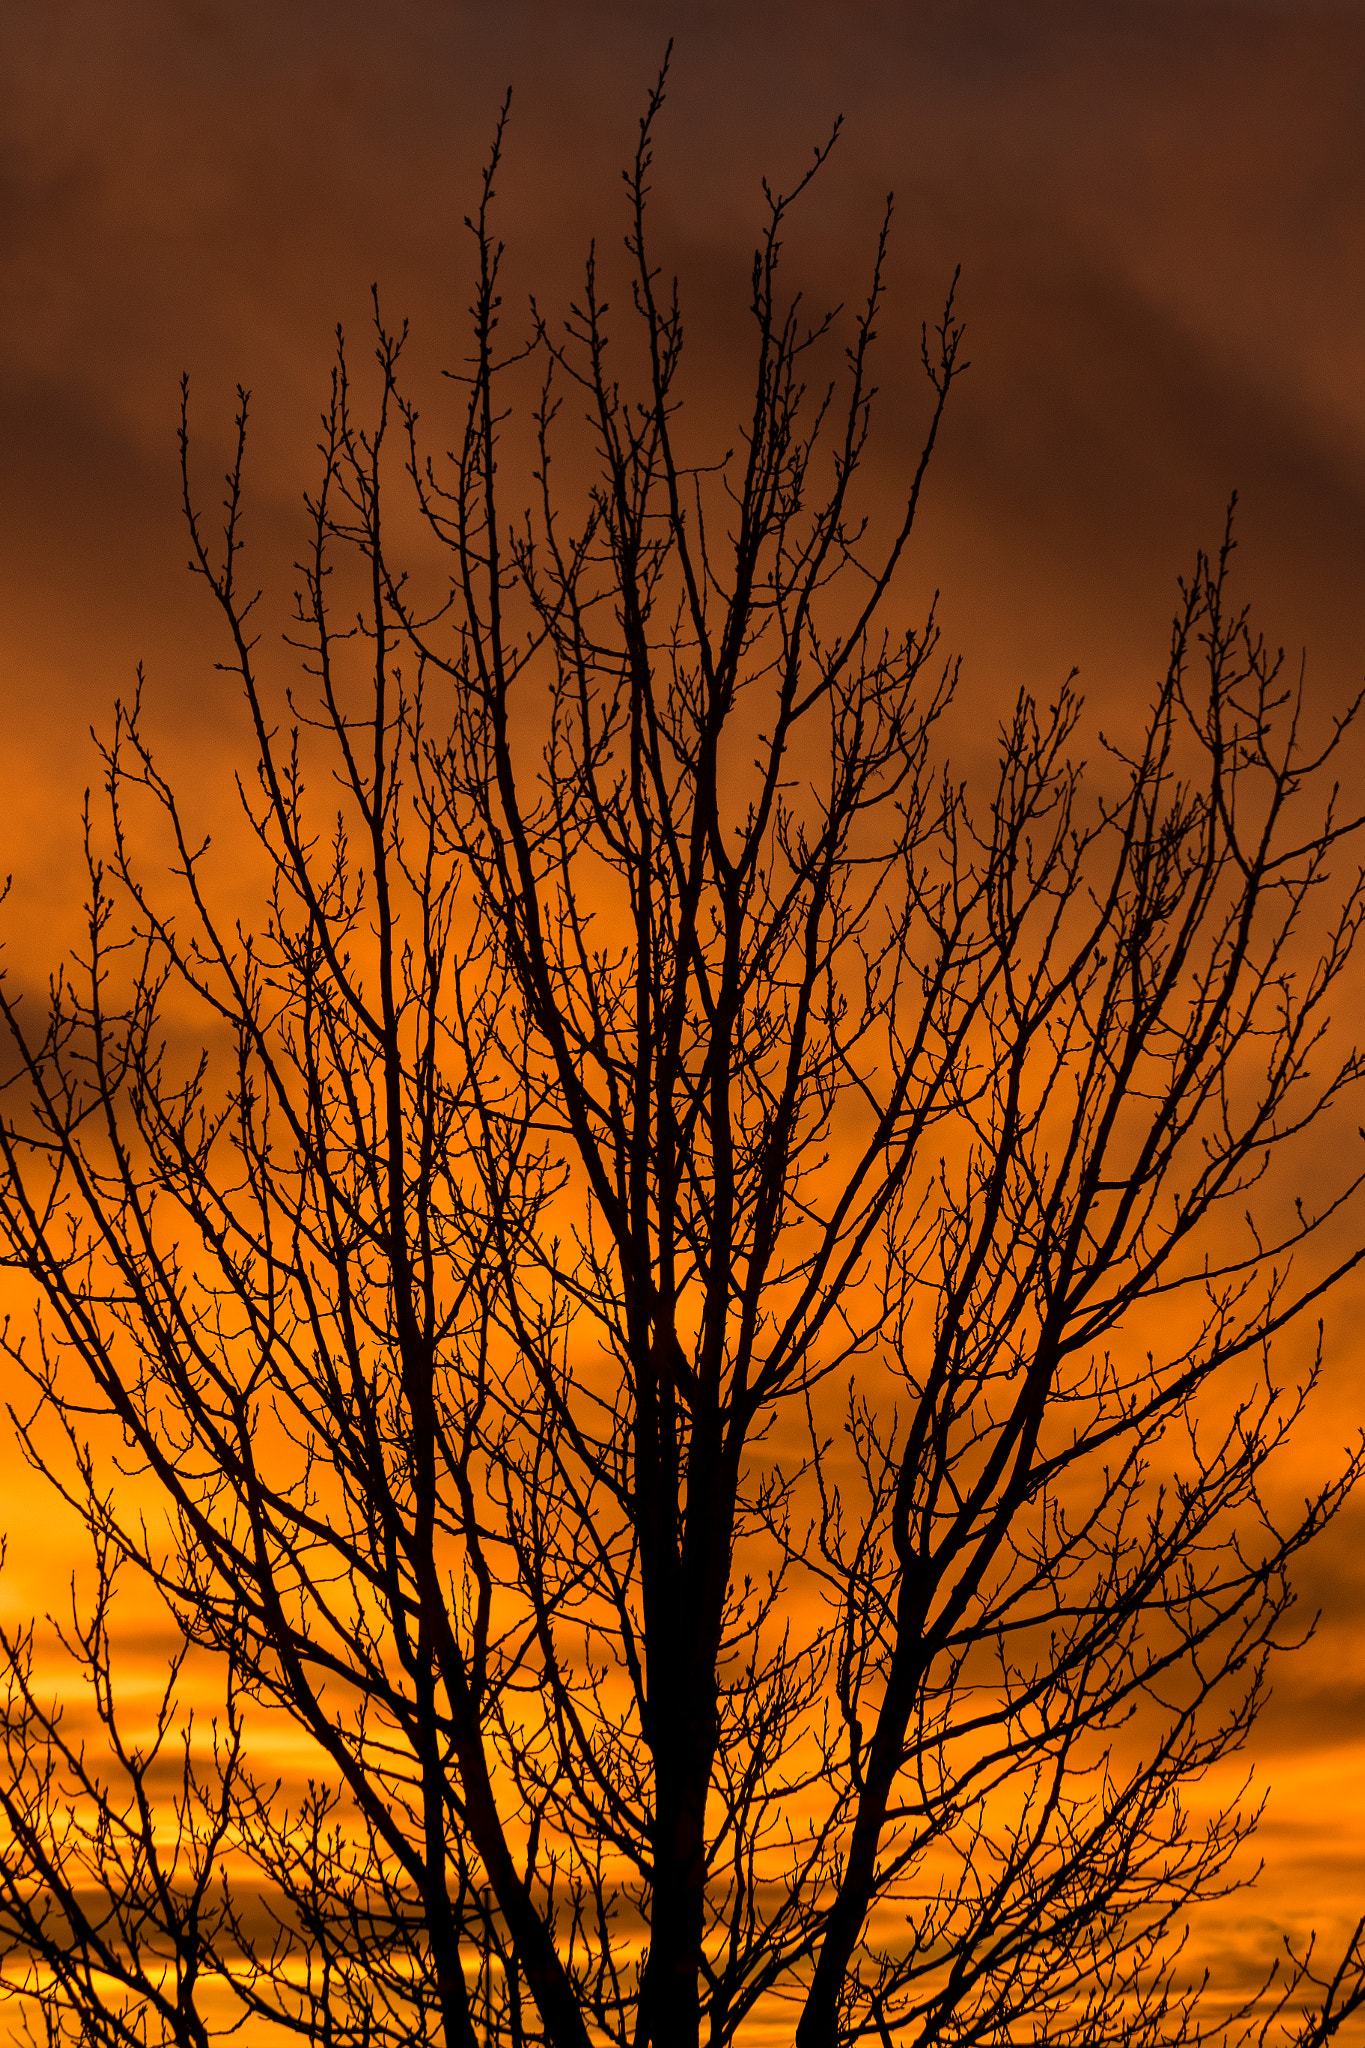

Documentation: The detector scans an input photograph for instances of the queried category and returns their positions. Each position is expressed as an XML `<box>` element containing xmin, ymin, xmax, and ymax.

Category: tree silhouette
<box><xmin>1</xmin><ymin>71</ymin><xmax>1364</xmax><ymax>2048</ymax></box>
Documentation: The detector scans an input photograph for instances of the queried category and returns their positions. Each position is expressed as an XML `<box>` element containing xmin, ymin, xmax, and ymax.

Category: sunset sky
<box><xmin>4</xmin><ymin>0</ymin><xmax>1365</xmax><ymax>2020</ymax></box>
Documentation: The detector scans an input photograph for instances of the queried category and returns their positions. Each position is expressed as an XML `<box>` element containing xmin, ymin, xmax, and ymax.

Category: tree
<box><xmin>0</xmin><ymin>68</ymin><xmax>1364</xmax><ymax>2048</ymax></box>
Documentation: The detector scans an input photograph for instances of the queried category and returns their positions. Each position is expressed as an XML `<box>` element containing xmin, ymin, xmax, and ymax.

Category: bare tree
<box><xmin>1</xmin><ymin>67</ymin><xmax>1364</xmax><ymax>2048</ymax></box>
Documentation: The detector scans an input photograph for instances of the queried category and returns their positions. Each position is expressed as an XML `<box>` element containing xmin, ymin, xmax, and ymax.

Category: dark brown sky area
<box><xmin>4</xmin><ymin>0</ymin><xmax>1365</xmax><ymax>2005</ymax></box>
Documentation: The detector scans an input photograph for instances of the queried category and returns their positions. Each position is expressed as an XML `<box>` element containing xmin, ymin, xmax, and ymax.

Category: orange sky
<box><xmin>3</xmin><ymin>0</ymin><xmax>1365</xmax><ymax>2024</ymax></box>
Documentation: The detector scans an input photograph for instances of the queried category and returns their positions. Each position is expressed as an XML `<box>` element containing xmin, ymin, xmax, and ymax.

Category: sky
<box><xmin>4</xmin><ymin>0</ymin><xmax>1365</xmax><ymax>2024</ymax></box>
